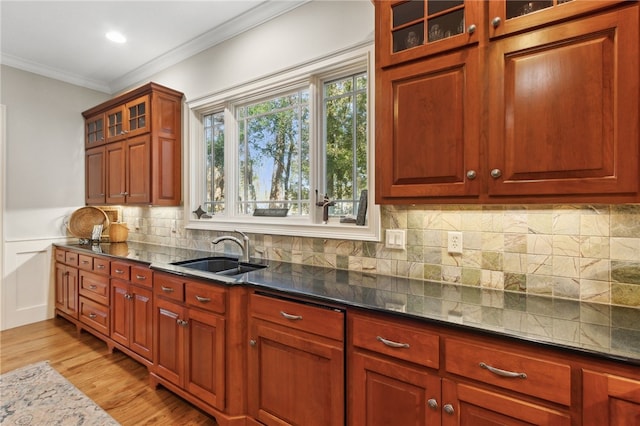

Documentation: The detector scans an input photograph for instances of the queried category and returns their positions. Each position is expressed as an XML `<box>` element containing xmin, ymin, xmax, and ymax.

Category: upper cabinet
<box><xmin>82</xmin><ymin>83</ymin><xmax>183</xmax><ymax>206</ymax></box>
<box><xmin>375</xmin><ymin>0</ymin><xmax>640</xmax><ymax>204</ymax></box>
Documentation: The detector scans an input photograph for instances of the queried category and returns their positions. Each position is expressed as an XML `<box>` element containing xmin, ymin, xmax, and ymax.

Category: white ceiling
<box><xmin>1</xmin><ymin>0</ymin><xmax>308</xmax><ymax>94</ymax></box>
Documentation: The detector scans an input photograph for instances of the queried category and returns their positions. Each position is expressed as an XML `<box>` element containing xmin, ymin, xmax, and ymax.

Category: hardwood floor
<box><xmin>0</xmin><ymin>317</ymin><xmax>219</xmax><ymax>425</ymax></box>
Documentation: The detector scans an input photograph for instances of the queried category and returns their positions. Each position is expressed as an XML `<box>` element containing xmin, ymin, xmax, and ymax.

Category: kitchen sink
<box><xmin>170</xmin><ymin>256</ymin><xmax>267</xmax><ymax>276</ymax></box>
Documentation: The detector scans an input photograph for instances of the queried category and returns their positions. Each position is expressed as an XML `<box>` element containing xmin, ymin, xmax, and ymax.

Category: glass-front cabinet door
<box><xmin>105</xmin><ymin>95</ymin><xmax>150</xmax><ymax>143</ymax></box>
<box><xmin>488</xmin><ymin>0</ymin><xmax>630</xmax><ymax>38</ymax></box>
<box><xmin>85</xmin><ymin>113</ymin><xmax>105</xmax><ymax>148</ymax></box>
<box><xmin>377</xmin><ymin>0</ymin><xmax>481</xmax><ymax>67</ymax></box>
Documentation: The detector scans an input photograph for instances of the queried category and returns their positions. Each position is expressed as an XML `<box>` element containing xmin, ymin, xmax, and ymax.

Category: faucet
<box><xmin>315</xmin><ymin>191</ymin><xmax>335</xmax><ymax>224</ymax></box>
<box><xmin>212</xmin><ymin>230</ymin><xmax>250</xmax><ymax>262</ymax></box>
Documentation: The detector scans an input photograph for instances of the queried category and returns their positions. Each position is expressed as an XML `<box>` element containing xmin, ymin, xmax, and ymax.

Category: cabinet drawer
<box><xmin>79</xmin><ymin>270</ymin><xmax>109</xmax><ymax>305</ymax></box>
<box><xmin>79</xmin><ymin>296</ymin><xmax>109</xmax><ymax>335</ymax></box>
<box><xmin>65</xmin><ymin>251</ymin><xmax>78</xmax><ymax>266</ymax></box>
<box><xmin>350</xmin><ymin>313</ymin><xmax>439</xmax><ymax>369</ymax></box>
<box><xmin>131</xmin><ymin>266</ymin><xmax>153</xmax><ymax>288</ymax></box>
<box><xmin>78</xmin><ymin>254</ymin><xmax>93</xmax><ymax>270</ymax></box>
<box><xmin>154</xmin><ymin>274</ymin><xmax>185</xmax><ymax>302</ymax></box>
<box><xmin>445</xmin><ymin>338</ymin><xmax>571</xmax><ymax>405</ymax></box>
<box><xmin>93</xmin><ymin>257</ymin><xmax>110</xmax><ymax>275</ymax></box>
<box><xmin>55</xmin><ymin>249</ymin><xmax>66</xmax><ymax>263</ymax></box>
<box><xmin>186</xmin><ymin>281</ymin><xmax>226</xmax><ymax>314</ymax></box>
<box><xmin>250</xmin><ymin>293</ymin><xmax>343</xmax><ymax>341</ymax></box>
<box><xmin>111</xmin><ymin>261</ymin><xmax>131</xmax><ymax>280</ymax></box>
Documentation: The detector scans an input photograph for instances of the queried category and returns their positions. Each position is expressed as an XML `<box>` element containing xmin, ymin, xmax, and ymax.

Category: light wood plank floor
<box><xmin>0</xmin><ymin>317</ymin><xmax>219</xmax><ymax>425</ymax></box>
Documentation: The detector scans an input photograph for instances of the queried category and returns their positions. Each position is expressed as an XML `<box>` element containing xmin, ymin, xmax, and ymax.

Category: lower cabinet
<box><xmin>248</xmin><ymin>292</ymin><xmax>345</xmax><ymax>426</ymax></box>
<box><xmin>55</xmin><ymin>262</ymin><xmax>78</xmax><ymax>319</ymax></box>
<box><xmin>110</xmin><ymin>265</ymin><xmax>153</xmax><ymax>361</ymax></box>
<box><xmin>152</xmin><ymin>273</ymin><xmax>227</xmax><ymax>411</ymax></box>
<box><xmin>582</xmin><ymin>370</ymin><xmax>640</xmax><ymax>426</ymax></box>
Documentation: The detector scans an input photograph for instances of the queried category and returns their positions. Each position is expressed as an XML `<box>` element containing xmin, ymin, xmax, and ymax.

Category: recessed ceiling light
<box><xmin>106</xmin><ymin>31</ymin><xmax>126</xmax><ymax>44</ymax></box>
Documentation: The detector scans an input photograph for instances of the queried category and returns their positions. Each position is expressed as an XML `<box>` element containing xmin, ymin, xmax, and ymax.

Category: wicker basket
<box><xmin>108</xmin><ymin>223</ymin><xmax>129</xmax><ymax>243</ymax></box>
<box><xmin>68</xmin><ymin>207</ymin><xmax>110</xmax><ymax>239</ymax></box>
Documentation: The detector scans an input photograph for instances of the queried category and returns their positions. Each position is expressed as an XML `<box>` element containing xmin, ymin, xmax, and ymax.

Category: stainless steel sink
<box><xmin>170</xmin><ymin>256</ymin><xmax>267</xmax><ymax>276</ymax></box>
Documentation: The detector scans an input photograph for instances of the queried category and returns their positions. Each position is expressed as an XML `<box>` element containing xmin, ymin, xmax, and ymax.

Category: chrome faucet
<box><xmin>212</xmin><ymin>230</ymin><xmax>250</xmax><ymax>262</ymax></box>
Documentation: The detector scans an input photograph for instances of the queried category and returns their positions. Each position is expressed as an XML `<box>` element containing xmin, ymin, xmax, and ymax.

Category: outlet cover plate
<box><xmin>447</xmin><ymin>231</ymin><xmax>463</xmax><ymax>254</ymax></box>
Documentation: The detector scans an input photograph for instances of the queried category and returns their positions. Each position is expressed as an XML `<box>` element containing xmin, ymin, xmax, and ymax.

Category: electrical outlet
<box><xmin>385</xmin><ymin>229</ymin><xmax>406</xmax><ymax>250</ymax></box>
<box><xmin>447</xmin><ymin>231</ymin><xmax>463</xmax><ymax>254</ymax></box>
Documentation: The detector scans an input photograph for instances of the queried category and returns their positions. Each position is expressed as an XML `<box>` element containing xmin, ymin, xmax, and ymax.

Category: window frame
<box><xmin>185</xmin><ymin>44</ymin><xmax>380</xmax><ymax>242</ymax></box>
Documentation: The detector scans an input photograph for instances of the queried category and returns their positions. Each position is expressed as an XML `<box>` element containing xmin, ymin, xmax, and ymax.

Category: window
<box><xmin>188</xmin><ymin>46</ymin><xmax>379</xmax><ymax>241</ymax></box>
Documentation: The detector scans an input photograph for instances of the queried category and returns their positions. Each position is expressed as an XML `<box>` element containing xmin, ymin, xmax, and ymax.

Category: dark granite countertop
<box><xmin>56</xmin><ymin>241</ymin><xmax>640</xmax><ymax>365</ymax></box>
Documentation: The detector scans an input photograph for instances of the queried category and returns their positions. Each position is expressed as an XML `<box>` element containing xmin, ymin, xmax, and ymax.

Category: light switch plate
<box><xmin>385</xmin><ymin>229</ymin><xmax>406</xmax><ymax>250</ymax></box>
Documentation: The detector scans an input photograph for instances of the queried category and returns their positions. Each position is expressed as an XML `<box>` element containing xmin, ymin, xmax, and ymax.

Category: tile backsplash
<box><xmin>120</xmin><ymin>204</ymin><xmax>640</xmax><ymax>308</ymax></box>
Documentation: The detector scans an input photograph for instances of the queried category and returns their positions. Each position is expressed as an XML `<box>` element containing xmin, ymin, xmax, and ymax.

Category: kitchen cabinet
<box><xmin>85</xmin><ymin>112</ymin><xmax>105</xmax><ymax>148</ymax></box>
<box><xmin>248</xmin><ymin>292</ymin><xmax>344</xmax><ymax>426</ymax></box>
<box><xmin>82</xmin><ymin>82</ymin><xmax>182</xmax><ymax>206</ymax></box>
<box><xmin>54</xmin><ymin>249</ymin><xmax>79</xmax><ymax>320</ymax></box>
<box><xmin>77</xmin><ymin>253</ymin><xmax>111</xmax><ymax>336</ymax></box>
<box><xmin>348</xmin><ymin>310</ymin><xmax>572</xmax><ymax>426</ymax></box>
<box><xmin>582</xmin><ymin>370</ymin><xmax>640</xmax><ymax>426</ymax></box>
<box><xmin>111</xmin><ymin>265</ymin><xmax>153</xmax><ymax>361</ymax></box>
<box><xmin>152</xmin><ymin>273</ymin><xmax>227</xmax><ymax>411</ymax></box>
<box><xmin>375</xmin><ymin>0</ymin><xmax>640</xmax><ymax>204</ymax></box>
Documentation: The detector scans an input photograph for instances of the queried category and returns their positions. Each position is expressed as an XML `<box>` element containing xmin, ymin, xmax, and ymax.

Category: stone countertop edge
<box><xmin>55</xmin><ymin>241</ymin><xmax>640</xmax><ymax>365</ymax></box>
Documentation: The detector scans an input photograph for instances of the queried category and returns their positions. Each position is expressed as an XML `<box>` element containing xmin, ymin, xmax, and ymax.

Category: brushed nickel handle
<box><xmin>427</xmin><ymin>398</ymin><xmax>438</xmax><ymax>410</ymax></box>
<box><xmin>89</xmin><ymin>284</ymin><xmax>97</xmax><ymax>290</ymax></box>
<box><xmin>89</xmin><ymin>313</ymin><xmax>97</xmax><ymax>319</ymax></box>
<box><xmin>115</xmin><ymin>269</ymin><xmax>124</xmax><ymax>274</ymax></box>
<box><xmin>82</xmin><ymin>260</ymin><xmax>90</xmax><ymax>264</ymax></box>
<box><xmin>444</xmin><ymin>404</ymin><xmax>455</xmax><ymax>415</ymax></box>
<box><xmin>249</xmin><ymin>339</ymin><xmax>257</xmax><ymax>346</ymax></box>
<box><xmin>490</xmin><ymin>168</ymin><xmax>502</xmax><ymax>179</ymax></box>
<box><xmin>479</xmin><ymin>362</ymin><xmax>527</xmax><ymax>379</ymax></box>
<box><xmin>376</xmin><ymin>336</ymin><xmax>410</xmax><ymax>349</ymax></box>
<box><xmin>467</xmin><ymin>24</ymin><xmax>476</xmax><ymax>35</ymax></box>
<box><xmin>280</xmin><ymin>311</ymin><xmax>302</xmax><ymax>321</ymax></box>
<box><xmin>195</xmin><ymin>295</ymin><xmax>211</xmax><ymax>303</ymax></box>
<box><xmin>161</xmin><ymin>286</ymin><xmax>174</xmax><ymax>293</ymax></box>
<box><xmin>492</xmin><ymin>17</ymin><xmax>502</xmax><ymax>28</ymax></box>
<box><xmin>466</xmin><ymin>170</ymin><xmax>477</xmax><ymax>180</ymax></box>
<box><xmin>135</xmin><ymin>275</ymin><xmax>146</xmax><ymax>280</ymax></box>
<box><xmin>96</xmin><ymin>265</ymin><xmax>105</xmax><ymax>269</ymax></box>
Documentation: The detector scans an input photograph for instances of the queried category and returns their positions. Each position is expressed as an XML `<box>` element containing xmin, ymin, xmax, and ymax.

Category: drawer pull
<box><xmin>161</xmin><ymin>286</ymin><xmax>175</xmax><ymax>293</ymax></box>
<box><xmin>135</xmin><ymin>274</ymin><xmax>146</xmax><ymax>280</ymax></box>
<box><xmin>377</xmin><ymin>336</ymin><xmax>410</xmax><ymax>349</ymax></box>
<box><xmin>81</xmin><ymin>260</ymin><xmax>90</xmax><ymax>265</ymax></box>
<box><xmin>195</xmin><ymin>295</ymin><xmax>211</xmax><ymax>303</ymax></box>
<box><xmin>280</xmin><ymin>311</ymin><xmax>302</xmax><ymax>321</ymax></box>
<box><xmin>89</xmin><ymin>284</ymin><xmax>97</xmax><ymax>290</ymax></box>
<box><xmin>89</xmin><ymin>313</ymin><xmax>97</xmax><ymax>319</ymax></box>
<box><xmin>115</xmin><ymin>269</ymin><xmax>125</xmax><ymax>274</ymax></box>
<box><xmin>479</xmin><ymin>362</ymin><xmax>527</xmax><ymax>379</ymax></box>
<box><xmin>96</xmin><ymin>265</ymin><xmax>105</xmax><ymax>270</ymax></box>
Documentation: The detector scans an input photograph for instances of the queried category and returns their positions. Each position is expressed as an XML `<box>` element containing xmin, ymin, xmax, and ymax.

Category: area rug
<box><xmin>0</xmin><ymin>361</ymin><xmax>119</xmax><ymax>425</ymax></box>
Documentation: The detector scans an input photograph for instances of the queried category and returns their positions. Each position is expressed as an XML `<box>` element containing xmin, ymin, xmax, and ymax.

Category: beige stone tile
<box><xmin>503</xmin><ymin>252</ymin><xmax>527</xmax><ymax>273</ymax></box>
<box><xmin>481</xmin><ymin>270</ymin><xmax>504</xmax><ymax>290</ymax></box>
<box><xmin>580</xmin><ymin>279</ymin><xmax>611</xmax><ymax>304</ymax></box>
<box><xmin>527</xmin><ymin>212</ymin><xmax>553</xmax><ymax>234</ymax></box>
<box><xmin>552</xmin><ymin>235</ymin><xmax>580</xmax><ymax>256</ymax></box>
<box><xmin>580</xmin><ymin>212</ymin><xmax>610</xmax><ymax>237</ymax></box>
<box><xmin>527</xmin><ymin>234</ymin><xmax>553</xmax><ymax>255</ymax></box>
<box><xmin>527</xmin><ymin>254</ymin><xmax>553</xmax><ymax>275</ymax></box>
<box><xmin>552</xmin><ymin>255</ymin><xmax>580</xmax><ymax>278</ymax></box>
<box><xmin>610</xmin><ymin>237</ymin><xmax>640</xmax><ymax>261</ymax></box>
<box><xmin>503</xmin><ymin>211</ymin><xmax>528</xmax><ymax>233</ymax></box>
<box><xmin>611</xmin><ymin>283</ymin><xmax>640</xmax><ymax>307</ymax></box>
<box><xmin>579</xmin><ymin>236</ymin><xmax>610</xmax><ymax>259</ymax></box>
<box><xmin>580</xmin><ymin>258</ymin><xmax>610</xmax><ymax>281</ymax></box>
<box><xmin>504</xmin><ymin>233</ymin><xmax>527</xmax><ymax>253</ymax></box>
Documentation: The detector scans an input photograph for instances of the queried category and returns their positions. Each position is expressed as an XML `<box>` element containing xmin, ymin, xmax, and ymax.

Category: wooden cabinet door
<box><xmin>125</xmin><ymin>134</ymin><xmax>151</xmax><ymax>204</ymax></box>
<box><xmin>583</xmin><ymin>370</ymin><xmax>640</xmax><ymax>426</ymax></box>
<box><xmin>488</xmin><ymin>0</ymin><xmax>631</xmax><ymax>39</ymax></box>
<box><xmin>154</xmin><ymin>297</ymin><xmax>185</xmax><ymax>387</ymax></box>
<box><xmin>111</xmin><ymin>279</ymin><xmax>130</xmax><ymax>348</ymax></box>
<box><xmin>487</xmin><ymin>7</ymin><xmax>639</xmax><ymax>199</ymax></box>
<box><xmin>106</xmin><ymin>105</ymin><xmax>126</xmax><ymax>143</ymax></box>
<box><xmin>376</xmin><ymin>0</ymin><xmax>482</xmax><ymax>68</ymax></box>
<box><xmin>106</xmin><ymin>141</ymin><xmax>126</xmax><ymax>204</ymax></box>
<box><xmin>129</xmin><ymin>284</ymin><xmax>153</xmax><ymax>360</ymax></box>
<box><xmin>441</xmin><ymin>379</ymin><xmax>571</xmax><ymax>426</ymax></box>
<box><xmin>55</xmin><ymin>264</ymin><xmax>78</xmax><ymax>319</ymax></box>
<box><xmin>85</xmin><ymin>113</ymin><xmax>105</xmax><ymax>148</ymax></box>
<box><xmin>248</xmin><ymin>319</ymin><xmax>344</xmax><ymax>426</ymax></box>
<box><xmin>349</xmin><ymin>351</ymin><xmax>441</xmax><ymax>426</ymax></box>
<box><xmin>85</xmin><ymin>146</ymin><xmax>105</xmax><ymax>205</ymax></box>
<box><xmin>124</xmin><ymin>95</ymin><xmax>150</xmax><ymax>139</ymax></box>
<box><xmin>376</xmin><ymin>47</ymin><xmax>481</xmax><ymax>203</ymax></box>
<box><xmin>185</xmin><ymin>308</ymin><xmax>226</xmax><ymax>410</ymax></box>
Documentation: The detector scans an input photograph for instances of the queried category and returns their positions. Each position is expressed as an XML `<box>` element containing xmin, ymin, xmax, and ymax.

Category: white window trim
<box><xmin>184</xmin><ymin>43</ymin><xmax>380</xmax><ymax>242</ymax></box>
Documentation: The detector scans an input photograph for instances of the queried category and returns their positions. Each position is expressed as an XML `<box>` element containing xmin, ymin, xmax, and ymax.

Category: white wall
<box><xmin>0</xmin><ymin>64</ymin><xmax>108</xmax><ymax>329</ymax></box>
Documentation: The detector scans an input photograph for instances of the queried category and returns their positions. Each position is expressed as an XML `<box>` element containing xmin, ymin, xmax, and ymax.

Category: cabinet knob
<box><xmin>427</xmin><ymin>398</ymin><xmax>438</xmax><ymax>410</ymax></box>
<box><xmin>467</xmin><ymin>24</ymin><xmax>477</xmax><ymax>35</ymax></box>
<box><xmin>466</xmin><ymin>170</ymin><xmax>477</xmax><ymax>180</ymax></box>
<box><xmin>125</xmin><ymin>294</ymin><xmax>133</xmax><ymax>300</ymax></box>
<box><xmin>444</xmin><ymin>404</ymin><xmax>455</xmax><ymax>415</ymax></box>
<box><xmin>492</xmin><ymin>17</ymin><xmax>502</xmax><ymax>28</ymax></box>
<box><xmin>176</xmin><ymin>319</ymin><xmax>188</xmax><ymax>327</ymax></box>
<box><xmin>120</xmin><ymin>191</ymin><xmax>129</xmax><ymax>196</ymax></box>
<box><xmin>249</xmin><ymin>339</ymin><xmax>257</xmax><ymax>346</ymax></box>
<box><xmin>490</xmin><ymin>168</ymin><xmax>502</xmax><ymax>179</ymax></box>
